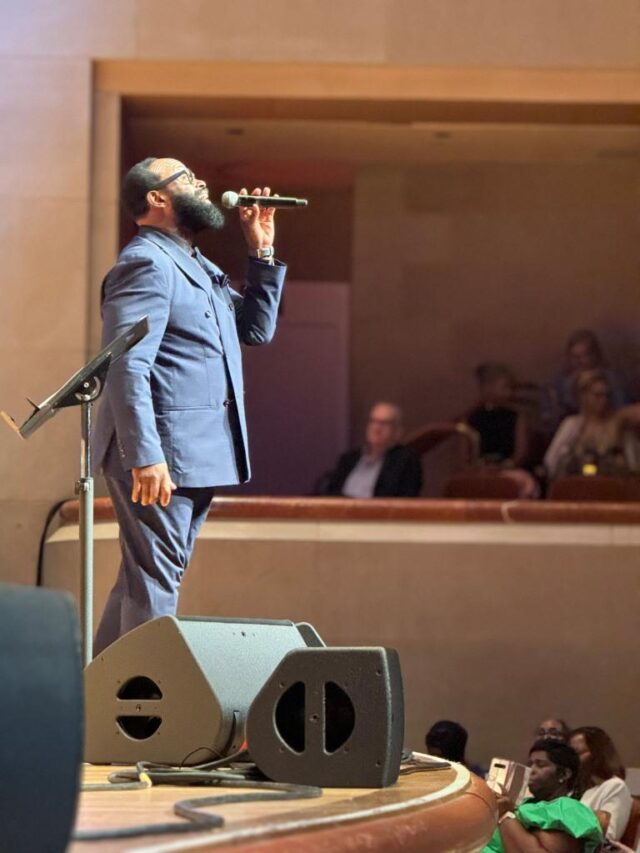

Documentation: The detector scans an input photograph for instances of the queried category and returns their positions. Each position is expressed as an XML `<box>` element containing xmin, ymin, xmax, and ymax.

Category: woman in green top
<box><xmin>483</xmin><ymin>739</ymin><xmax>603</xmax><ymax>853</ymax></box>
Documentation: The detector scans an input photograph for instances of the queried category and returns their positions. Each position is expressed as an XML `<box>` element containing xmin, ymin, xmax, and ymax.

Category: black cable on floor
<box><xmin>36</xmin><ymin>498</ymin><xmax>71</xmax><ymax>586</ymax></box>
<box><xmin>74</xmin><ymin>759</ymin><xmax>322</xmax><ymax>842</ymax></box>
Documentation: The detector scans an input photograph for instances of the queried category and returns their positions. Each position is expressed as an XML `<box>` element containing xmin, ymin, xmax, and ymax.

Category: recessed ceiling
<box><xmin>127</xmin><ymin>118</ymin><xmax>640</xmax><ymax>188</ymax></box>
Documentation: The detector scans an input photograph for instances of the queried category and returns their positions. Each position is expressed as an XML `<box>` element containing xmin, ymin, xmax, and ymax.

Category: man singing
<box><xmin>92</xmin><ymin>157</ymin><xmax>286</xmax><ymax>655</ymax></box>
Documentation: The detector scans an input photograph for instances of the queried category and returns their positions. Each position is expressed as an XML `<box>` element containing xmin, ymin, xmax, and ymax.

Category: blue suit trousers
<box><xmin>94</xmin><ymin>473</ymin><xmax>215</xmax><ymax>655</ymax></box>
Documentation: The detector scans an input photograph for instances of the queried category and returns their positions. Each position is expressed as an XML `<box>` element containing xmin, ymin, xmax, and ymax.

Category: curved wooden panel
<box><xmin>227</xmin><ymin>773</ymin><xmax>496</xmax><ymax>853</ymax></box>
<box><xmin>548</xmin><ymin>475</ymin><xmax>640</xmax><ymax>503</ymax></box>
<box><xmin>57</xmin><ymin>495</ymin><xmax>640</xmax><ymax>526</ymax></box>
<box><xmin>71</xmin><ymin>764</ymin><xmax>496</xmax><ymax>853</ymax></box>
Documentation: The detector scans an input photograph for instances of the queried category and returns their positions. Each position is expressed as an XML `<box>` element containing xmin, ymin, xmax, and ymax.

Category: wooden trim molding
<box><xmin>95</xmin><ymin>61</ymin><xmax>640</xmax><ymax>104</ymax></box>
<box><xmin>57</xmin><ymin>496</ymin><xmax>640</xmax><ymax>526</ymax></box>
<box><xmin>94</xmin><ymin>61</ymin><xmax>640</xmax><ymax>125</ymax></box>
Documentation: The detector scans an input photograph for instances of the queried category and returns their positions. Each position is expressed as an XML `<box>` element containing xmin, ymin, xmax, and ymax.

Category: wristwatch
<box><xmin>248</xmin><ymin>246</ymin><xmax>275</xmax><ymax>261</ymax></box>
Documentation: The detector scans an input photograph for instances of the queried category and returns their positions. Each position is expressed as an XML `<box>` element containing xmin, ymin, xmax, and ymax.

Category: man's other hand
<box><xmin>131</xmin><ymin>463</ymin><xmax>177</xmax><ymax>507</ymax></box>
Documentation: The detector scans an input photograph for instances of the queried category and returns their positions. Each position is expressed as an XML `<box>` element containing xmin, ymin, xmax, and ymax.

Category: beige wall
<box><xmin>0</xmin><ymin>56</ymin><xmax>92</xmax><ymax>583</ymax></box>
<box><xmin>352</xmin><ymin>160</ymin><xmax>640</xmax><ymax>439</ymax></box>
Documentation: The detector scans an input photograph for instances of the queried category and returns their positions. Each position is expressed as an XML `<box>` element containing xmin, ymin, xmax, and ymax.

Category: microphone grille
<box><xmin>221</xmin><ymin>191</ymin><xmax>239</xmax><ymax>209</ymax></box>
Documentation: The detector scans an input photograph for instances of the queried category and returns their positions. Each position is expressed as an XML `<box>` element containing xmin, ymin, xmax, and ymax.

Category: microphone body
<box><xmin>221</xmin><ymin>191</ymin><xmax>308</xmax><ymax>209</ymax></box>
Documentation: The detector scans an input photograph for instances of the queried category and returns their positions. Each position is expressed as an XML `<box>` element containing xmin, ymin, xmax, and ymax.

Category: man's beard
<box><xmin>172</xmin><ymin>191</ymin><xmax>225</xmax><ymax>234</ymax></box>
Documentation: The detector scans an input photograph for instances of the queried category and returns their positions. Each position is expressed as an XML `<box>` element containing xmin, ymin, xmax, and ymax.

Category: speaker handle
<box><xmin>295</xmin><ymin>622</ymin><xmax>324</xmax><ymax>647</ymax></box>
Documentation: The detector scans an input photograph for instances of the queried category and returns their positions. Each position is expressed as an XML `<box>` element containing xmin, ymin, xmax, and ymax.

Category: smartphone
<box><xmin>486</xmin><ymin>757</ymin><xmax>531</xmax><ymax>805</ymax></box>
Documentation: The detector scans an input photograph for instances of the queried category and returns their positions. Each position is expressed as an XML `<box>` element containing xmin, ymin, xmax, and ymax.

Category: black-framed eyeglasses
<box><xmin>150</xmin><ymin>168</ymin><xmax>197</xmax><ymax>190</ymax></box>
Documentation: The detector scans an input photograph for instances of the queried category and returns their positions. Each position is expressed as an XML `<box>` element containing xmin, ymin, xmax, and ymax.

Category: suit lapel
<box><xmin>193</xmin><ymin>248</ymin><xmax>234</xmax><ymax>332</ymax></box>
<box><xmin>139</xmin><ymin>228</ymin><xmax>212</xmax><ymax>295</ymax></box>
<box><xmin>194</xmin><ymin>249</ymin><xmax>227</xmax><ymax>286</ymax></box>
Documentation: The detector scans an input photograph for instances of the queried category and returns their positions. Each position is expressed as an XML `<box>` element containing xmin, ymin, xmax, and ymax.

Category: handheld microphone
<box><xmin>221</xmin><ymin>191</ymin><xmax>308</xmax><ymax>209</ymax></box>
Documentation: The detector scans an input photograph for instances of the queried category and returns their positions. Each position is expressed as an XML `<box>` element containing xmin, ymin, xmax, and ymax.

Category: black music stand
<box><xmin>1</xmin><ymin>317</ymin><xmax>149</xmax><ymax>665</ymax></box>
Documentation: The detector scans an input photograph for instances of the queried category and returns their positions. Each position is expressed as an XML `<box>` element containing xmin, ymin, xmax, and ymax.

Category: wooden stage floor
<box><xmin>70</xmin><ymin>761</ymin><xmax>496</xmax><ymax>853</ymax></box>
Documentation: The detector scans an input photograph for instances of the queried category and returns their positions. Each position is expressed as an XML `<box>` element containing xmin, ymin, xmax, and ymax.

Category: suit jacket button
<box><xmin>205</xmin><ymin>310</ymin><xmax>212</xmax><ymax>318</ymax></box>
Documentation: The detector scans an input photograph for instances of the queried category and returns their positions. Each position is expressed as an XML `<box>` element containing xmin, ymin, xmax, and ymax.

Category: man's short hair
<box><xmin>529</xmin><ymin>738</ymin><xmax>579</xmax><ymax>784</ymax></box>
<box><xmin>565</xmin><ymin>328</ymin><xmax>603</xmax><ymax>363</ymax></box>
<box><xmin>371</xmin><ymin>401</ymin><xmax>403</xmax><ymax>427</ymax></box>
<box><xmin>474</xmin><ymin>362</ymin><xmax>514</xmax><ymax>387</ymax></box>
<box><xmin>426</xmin><ymin>720</ymin><xmax>468</xmax><ymax>763</ymax></box>
<box><xmin>121</xmin><ymin>157</ymin><xmax>160</xmax><ymax>220</ymax></box>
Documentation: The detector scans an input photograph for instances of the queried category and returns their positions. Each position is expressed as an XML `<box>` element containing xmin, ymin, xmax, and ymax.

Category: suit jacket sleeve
<box><xmin>101</xmin><ymin>252</ymin><xmax>173</xmax><ymax>469</ymax></box>
<box><xmin>232</xmin><ymin>258</ymin><xmax>287</xmax><ymax>346</ymax></box>
<box><xmin>396</xmin><ymin>449</ymin><xmax>423</xmax><ymax>497</ymax></box>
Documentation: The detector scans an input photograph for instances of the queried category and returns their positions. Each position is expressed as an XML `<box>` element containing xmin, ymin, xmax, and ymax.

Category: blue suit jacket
<box><xmin>93</xmin><ymin>227</ymin><xmax>286</xmax><ymax>487</ymax></box>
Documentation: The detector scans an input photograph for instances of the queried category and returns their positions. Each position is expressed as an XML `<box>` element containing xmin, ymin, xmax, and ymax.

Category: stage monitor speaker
<box><xmin>246</xmin><ymin>647</ymin><xmax>404</xmax><ymax>788</ymax></box>
<box><xmin>0</xmin><ymin>584</ymin><xmax>83</xmax><ymax>853</ymax></box>
<box><xmin>84</xmin><ymin>615</ymin><xmax>322</xmax><ymax>765</ymax></box>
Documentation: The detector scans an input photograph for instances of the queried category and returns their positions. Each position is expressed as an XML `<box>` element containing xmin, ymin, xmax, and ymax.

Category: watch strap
<box><xmin>248</xmin><ymin>246</ymin><xmax>275</xmax><ymax>260</ymax></box>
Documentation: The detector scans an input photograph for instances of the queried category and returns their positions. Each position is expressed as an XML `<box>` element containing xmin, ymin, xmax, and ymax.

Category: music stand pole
<box><xmin>77</xmin><ymin>378</ymin><xmax>101</xmax><ymax>666</ymax></box>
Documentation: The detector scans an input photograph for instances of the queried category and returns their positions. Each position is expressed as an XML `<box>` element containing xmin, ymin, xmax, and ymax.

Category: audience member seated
<box><xmin>425</xmin><ymin>719</ymin><xmax>486</xmax><ymax>777</ymax></box>
<box><xmin>547</xmin><ymin>329</ymin><xmax>629</xmax><ymax>424</ymax></box>
<box><xmin>464</xmin><ymin>363</ymin><xmax>539</xmax><ymax>499</ymax></box>
<box><xmin>569</xmin><ymin>726</ymin><xmax>633</xmax><ymax>842</ymax></box>
<box><xmin>467</xmin><ymin>363</ymin><xmax>528</xmax><ymax>464</ymax></box>
<box><xmin>482</xmin><ymin>739</ymin><xmax>602</xmax><ymax>853</ymax></box>
<box><xmin>314</xmin><ymin>401</ymin><xmax>422</xmax><ymax>498</ymax></box>
<box><xmin>535</xmin><ymin>717</ymin><xmax>571</xmax><ymax>743</ymax></box>
<box><xmin>544</xmin><ymin>370</ymin><xmax>640</xmax><ymax>480</ymax></box>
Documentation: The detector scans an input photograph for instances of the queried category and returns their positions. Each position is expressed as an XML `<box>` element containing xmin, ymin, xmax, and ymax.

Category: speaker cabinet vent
<box><xmin>117</xmin><ymin>716</ymin><xmax>162</xmax><ymax>740</ymax></box>
<box><xmin>324</xmin><ymin>682</ymin><xmax>355</xmax><ymax>753</ymax></box>
<box><xmin>275</xmin><ymin>682</ymin><xmax>305</xmax><ymax>753</ymax></box>
<box><xmin>117</xmin><ymin>676</ymin><xmax>162</xmax><ymax>700</ymax></box>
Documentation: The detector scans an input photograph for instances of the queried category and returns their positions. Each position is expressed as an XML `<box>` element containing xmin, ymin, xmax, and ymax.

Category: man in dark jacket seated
<box><xmin>316</xmin><ymin>402</ymin><xmax>422</xmax><ymax>498</ymax></box>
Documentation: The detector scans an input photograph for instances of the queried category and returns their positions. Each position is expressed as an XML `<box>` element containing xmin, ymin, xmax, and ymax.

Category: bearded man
<box><xmin>92</xmin><ymin>157</ymin><xmax>286</xmax><ymax>654</ymax></box>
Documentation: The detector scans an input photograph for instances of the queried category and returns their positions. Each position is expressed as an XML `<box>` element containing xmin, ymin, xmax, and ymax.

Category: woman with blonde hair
<box><xmin>544</xmin><ymin>369</ymin><xmax>640</xmax><ymax>480</ymax></box>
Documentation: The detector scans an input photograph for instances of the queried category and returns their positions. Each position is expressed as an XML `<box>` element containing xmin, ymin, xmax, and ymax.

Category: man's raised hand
<box><xmin>238</xmin><ymin>186</ymin><xmax>276</xmax><ymax>250</ymax></box>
